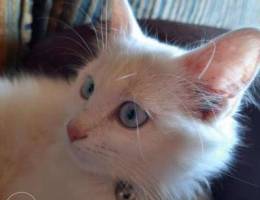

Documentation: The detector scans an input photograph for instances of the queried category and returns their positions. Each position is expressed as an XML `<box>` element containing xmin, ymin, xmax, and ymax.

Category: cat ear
<box><xmin>180</xmin><ymin>28</ymin><xmax>260</xmax><ymax>120</ymax></box>
<box><xmin>110</xmin><ymin>0</ymin><xmax>142</xmax><ymax>35</ymax></box>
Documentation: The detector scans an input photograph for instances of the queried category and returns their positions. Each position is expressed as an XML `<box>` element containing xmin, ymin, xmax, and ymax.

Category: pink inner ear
<box><xmin>183</xmin><ymin>29</ymin><xmax>260</xmax><ymax>98</ymax></box>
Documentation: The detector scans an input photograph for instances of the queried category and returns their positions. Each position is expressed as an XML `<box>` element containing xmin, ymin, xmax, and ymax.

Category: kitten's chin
<box><xmin>67</xmin><ymin>143</ymin><xmax>114</xmax><ymax>177</ymax></box>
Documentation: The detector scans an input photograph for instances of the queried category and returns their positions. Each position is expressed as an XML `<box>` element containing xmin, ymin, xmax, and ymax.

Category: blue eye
<box><xmin>119</xmin><ymin>101</ymin><xmax>149</xmax><ymax>129</ymax></box>
<box><xmin>81</xmin><ymin>75</ymin><xmax>95</xmax><ymax>100</ymax></box>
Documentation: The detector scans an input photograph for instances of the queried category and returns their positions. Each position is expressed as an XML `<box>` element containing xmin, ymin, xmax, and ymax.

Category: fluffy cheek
<box><xmin>67</xmin><ymin>121</ymin><xmax>171</xmax><ymax>177</ymax></box>
<box><xmin>136</xmin><ymin>119</ymin><xmax>237</xmax><ymax>183</ymax></box>
<box><xmin>160</xmin><ymin>119</ymin><xmax>238</xmax><ymax>180</ymax></box>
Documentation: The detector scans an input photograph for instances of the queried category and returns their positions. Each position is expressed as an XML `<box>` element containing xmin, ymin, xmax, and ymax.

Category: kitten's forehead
<box><xmin>97</xmin><ymin>37</ymin><xmax>178</xmax><ymax>78</ymax></box>
<box><xmin>78</xmin><ymin>37</ymin><xmax>188</xmax><ymax>116</ymax></box>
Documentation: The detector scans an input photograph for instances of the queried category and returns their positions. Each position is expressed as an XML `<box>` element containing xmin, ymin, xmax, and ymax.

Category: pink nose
<box><xmin>67</xmin><ymin>120</ymin><xmax>88</xmax><ymax>142</ymax></box>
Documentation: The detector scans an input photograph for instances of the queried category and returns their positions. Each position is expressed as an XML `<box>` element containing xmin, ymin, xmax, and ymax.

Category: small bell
<box><xmin>115</xmin><ymin>181</ymin><xmax>137</xmax><ymax>200</ymax></box>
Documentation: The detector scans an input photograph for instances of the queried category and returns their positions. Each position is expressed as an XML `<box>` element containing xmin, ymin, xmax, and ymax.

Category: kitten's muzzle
<box><xmin>67</xmin><ymin>120</ymin><xmax>88</xmax><ymax>142</ymax></box>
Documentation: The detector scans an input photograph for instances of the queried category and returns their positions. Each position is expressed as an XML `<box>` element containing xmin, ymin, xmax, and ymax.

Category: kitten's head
<box><xmin>67</xmin><ymin>0</ymin><xmax>260</xmax><ymax>198</ymax></box>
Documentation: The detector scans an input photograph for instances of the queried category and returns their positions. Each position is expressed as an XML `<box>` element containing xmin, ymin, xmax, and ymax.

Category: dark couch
<box><xmin>24</xmin><ymin>20</ymin><xmax>260</xmax><ymax>200</ymax></box>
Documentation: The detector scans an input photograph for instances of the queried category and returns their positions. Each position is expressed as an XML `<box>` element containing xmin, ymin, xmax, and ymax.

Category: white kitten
<box><xmin>1</xmin><ymin>0</ymin><xmax>259</xmax><ymax>200</ymax></box>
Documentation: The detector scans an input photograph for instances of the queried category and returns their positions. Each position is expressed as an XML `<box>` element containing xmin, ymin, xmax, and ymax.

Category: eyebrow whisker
<box><xmin>116</xmin><ymin>72</ymin><xmax>137</xmax><ymax>81</ymax></box>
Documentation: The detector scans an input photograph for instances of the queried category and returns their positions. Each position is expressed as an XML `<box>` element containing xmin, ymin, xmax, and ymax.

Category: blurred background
<box><xmin>1</xmin><ymin>0</ymin><xmax>260</xmax><ymax>72</ymax></box>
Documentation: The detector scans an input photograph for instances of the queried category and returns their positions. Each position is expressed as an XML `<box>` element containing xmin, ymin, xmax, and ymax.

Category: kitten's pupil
<box><xmin>127</xmin><ymin>109</ymin><xmax>136</xmax><ymax>120</ymax></box>
<box><xmin>81</xmin><ymin>75</ymin><xmax>94</xmax><ymax>100</ymax></box>
<box><xmin>88</xmin><ymin>83</ymin><xmax>94</xmax><ymax>93</ymax></box>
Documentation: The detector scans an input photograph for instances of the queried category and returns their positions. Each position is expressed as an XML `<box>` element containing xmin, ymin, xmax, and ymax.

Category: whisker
<box><xmin>223</xmin><ymin>171</ymin><xmax>260</xmax><ymax>189</ymax></box>
<box><xmin>133</xmin><ymin>96</ymin><xmax>145</xmax><ymax>160</ymax></box>
<box><xmin>116</xmin><ymin>72</ymin><xmax>137</xmax><ymax>81</ymax></box>
<box><xmin>198</xmin><ymin>41</ymin><xmax>216</xmax><ymax>80</ymax></box>
<box><xmin>81</xmin><ymin>144</ymin><xmax>168</xmax><ymax>199</ymax></box>
<box><xmin>99</xmin><ymin>3</ymin><xmax>105</xmax><ymax>51</ymax></box>
<box><xmin>105</xmin><ymin>0</ymin><xmax>109</xmax><ymax>50</ymax></box>
<box><xmin>52</xmin><ymin>35</ymin><xmax>94</xmax><ymax>56</ymax></box>
<box><xmin>39</xmin><ymin>16</ymin><xmax>95</xmax><ymax>58</ymax></box>
<box><xmin>50</xmin><ymin>46</ymin><xmax>91</xmax><ymax>63</ymax></box>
